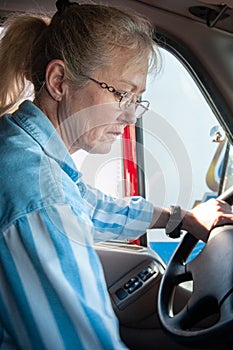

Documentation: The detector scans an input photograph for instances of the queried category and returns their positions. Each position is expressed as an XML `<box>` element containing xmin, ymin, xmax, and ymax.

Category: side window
<box><xmin>142</xmin><ymin>47</ymin><xmax>226</xmax><ymax>263</ymax></box>
<box><xmin>72</xmin><ymin>142</ymin><xmax>124</xmax><ymax>197</ymax></box>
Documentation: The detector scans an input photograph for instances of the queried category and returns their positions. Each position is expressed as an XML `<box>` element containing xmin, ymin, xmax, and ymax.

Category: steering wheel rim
<box><xmin>158</xmin><ymin>186</ymin><xmax>233</xmax><ymax>348</ymax></box>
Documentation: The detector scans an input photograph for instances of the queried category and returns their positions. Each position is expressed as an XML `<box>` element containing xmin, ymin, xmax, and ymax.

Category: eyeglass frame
<box><xmin>84</xmin><ymin>75</ymin><xmax>150</xmax><ymax>119</ymax></box>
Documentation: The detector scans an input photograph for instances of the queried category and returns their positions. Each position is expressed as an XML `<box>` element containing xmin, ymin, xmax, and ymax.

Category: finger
<box><xmin>214</xmin><ymin>214</ymin><xmax>233</xmax><ymax>226</ymax></box>
<box><xmin>216</xmin><ymin>199</ymin><xmax>232</xmax><ymax>206</ymax></box>
<box><xmin>215</xmin><ymin>200</ymin><xmax>232</xmax><ymax>212</ymax></box>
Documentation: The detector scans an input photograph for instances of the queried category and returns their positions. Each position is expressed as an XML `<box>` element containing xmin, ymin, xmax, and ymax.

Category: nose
<box><xmin>118</xmin><ymin>104</ymin><xmax>137</xmax><ymax>125</ymax></box>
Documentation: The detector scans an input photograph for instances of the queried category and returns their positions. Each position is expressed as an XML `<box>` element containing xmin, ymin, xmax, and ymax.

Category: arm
<box><xmin>82</xmin><ymin>182</ymin><xmax>154</xmax><ymax>242</ymax></box>
<box><xmin>0</xmin><ymin>205</ymin><xmax>128</xmax><ymax>350</ymax></box>
<box><xmin>80</xmin><ymin>180</ymin><xmax>233</xmax><ymax>243</ymax></box>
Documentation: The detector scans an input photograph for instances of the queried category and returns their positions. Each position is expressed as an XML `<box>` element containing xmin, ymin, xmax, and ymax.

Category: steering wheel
<box><xmin>158</xmin><ymin>186</ymin><xmax>233</xmax><ymax>348</ymax></box>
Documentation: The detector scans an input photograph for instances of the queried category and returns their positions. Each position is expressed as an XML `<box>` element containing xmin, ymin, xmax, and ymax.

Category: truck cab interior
<box><xmin>0</xmin><ymin>1</ymin><xmax>233</xmax><ymax>349</ymax></box>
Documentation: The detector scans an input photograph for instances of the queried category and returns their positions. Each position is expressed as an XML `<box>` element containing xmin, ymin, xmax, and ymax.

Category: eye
<box><xmin>114</xmin><ymin>91</ymin><xmax>128</xmax><ymax>102</ymax></box>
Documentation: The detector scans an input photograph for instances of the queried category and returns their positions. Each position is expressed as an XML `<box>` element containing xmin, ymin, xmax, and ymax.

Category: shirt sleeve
<box><xmin>81</xmin><ymin>182</ymin><xmax>154</xmax><ymax>242</ymax></box>
<box><xmin>0</xmin><ymin>205</ymin><xmax>128</xmax><ymax>350</ymax></box>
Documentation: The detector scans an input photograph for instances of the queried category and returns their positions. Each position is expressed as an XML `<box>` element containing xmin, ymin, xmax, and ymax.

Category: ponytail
<box><xmin>0</xmin><ymin>15</ymin><xmax>49</xmax><ymax>116</ymax></box>
<box><xmin>0</xmin><ymin>4</ymin><xmax>158</xmax><ymax>117</ymax></box>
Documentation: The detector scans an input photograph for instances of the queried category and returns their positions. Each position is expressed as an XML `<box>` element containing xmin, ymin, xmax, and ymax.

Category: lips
<box><xmin>107</xmin><ymin>131</ymin><xmax>122</xmax><ymax>141</ymax></box>
<box><xmin>107</xmin><ymin>125</ymin><xmax>125</xmax><ymax>139</ymax></box>
<box><xmin>111</xmin><ymin>132</ymin><xmax>122</xmax><ymax>136</ymax></box>
<box><xmin>108</xmin><ymin>129</ymin><xmax>123</xmax><ymax>136</ymax></box>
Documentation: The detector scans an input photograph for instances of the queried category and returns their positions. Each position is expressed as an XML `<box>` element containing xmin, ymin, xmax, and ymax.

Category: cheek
<box><xmin>80</xmin><ymin>104</ymin><xmax>120</xmax><ymax>135</ymax></box>
<box><xmin>58</xmin><ymin>98</ymin><xmax>121</xmax><ymax>152</ymax></box>
<box><xmin>81</xmin><ymin>125</ymin><xmax>107</xmax><ymax>144</ymax></box>
<box><xmin>77</xmin><ymin>125</ymin><xmax>116</xmax><ymax>153</ymax></box>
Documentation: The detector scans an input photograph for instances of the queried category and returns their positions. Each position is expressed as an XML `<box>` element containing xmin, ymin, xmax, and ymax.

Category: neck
<box><xmin>34</xmin><ymin>91</ymin><xmax>59</xmax><ymax>129</ymax></box>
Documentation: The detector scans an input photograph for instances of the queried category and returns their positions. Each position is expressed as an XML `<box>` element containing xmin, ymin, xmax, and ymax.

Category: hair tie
<box><xmin>56</xmin><ymin>0</ymin><xmax>78</xmax><ymax>13</ymax></box>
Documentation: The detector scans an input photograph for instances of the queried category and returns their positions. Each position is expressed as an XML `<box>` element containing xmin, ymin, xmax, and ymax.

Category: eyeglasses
<box><xmin>85</xmin><ymin>76</ymin><xmax>150</xmax><ymax>119</ymax></box>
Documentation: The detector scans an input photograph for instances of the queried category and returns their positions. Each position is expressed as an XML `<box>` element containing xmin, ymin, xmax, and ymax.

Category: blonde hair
<box><xmin>0</xmin><ymin>2</ymin><xmax>158</xmax><ymax>116</ymax></box>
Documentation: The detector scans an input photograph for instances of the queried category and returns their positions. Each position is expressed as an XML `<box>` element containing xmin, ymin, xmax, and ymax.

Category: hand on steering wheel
<box><xmin>158</xmin><ymin>186</ymin><xmax>233</xmax><ymax>348</ymax></box>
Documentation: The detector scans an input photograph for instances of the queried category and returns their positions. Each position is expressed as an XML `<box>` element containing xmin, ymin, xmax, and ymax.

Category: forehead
<box><xmin>99</xmin><ymin>53</ymin><xmax>149</xmax><ymax>89</ymax></box>
<box><xmin>112</xmin><ymin>49</ymin><xmax>149</xmax><ymax>73</ymax></box>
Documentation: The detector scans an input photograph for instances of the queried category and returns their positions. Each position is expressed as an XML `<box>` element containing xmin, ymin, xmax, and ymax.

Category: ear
<box><xmin>45</xmin><ymin>59</ymin><xmax>66</xmax><ymax>101</ymax></box>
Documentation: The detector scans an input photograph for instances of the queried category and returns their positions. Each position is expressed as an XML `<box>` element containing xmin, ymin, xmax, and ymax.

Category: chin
<box><xmin>88</xmin><ymin>142</ymin><xmax>113</xmax><ymax>154</ymax></box>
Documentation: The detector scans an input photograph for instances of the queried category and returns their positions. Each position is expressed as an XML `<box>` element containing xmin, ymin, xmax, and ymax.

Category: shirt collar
<box><xmin>12</xmin><ymin>100</ymin><xmax>80</xmax><ymax>182</ymax></box>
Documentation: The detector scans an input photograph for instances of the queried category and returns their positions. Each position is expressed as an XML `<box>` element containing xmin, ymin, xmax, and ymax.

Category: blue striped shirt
<box><xmin>0</xmin><ymin>101</ymin><xmax>154</xmax><ymax>349</ymax></box>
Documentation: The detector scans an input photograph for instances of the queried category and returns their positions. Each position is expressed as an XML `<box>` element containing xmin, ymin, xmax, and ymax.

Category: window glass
<box><xmin>142</xmin><ymin>47</ymin><xmax>226</xmax><ymax>263</ymax></box>
<box><xmin>72</xmin><ymin>141</ymin><xmax>124</xmax><ymax>197</ymax></box>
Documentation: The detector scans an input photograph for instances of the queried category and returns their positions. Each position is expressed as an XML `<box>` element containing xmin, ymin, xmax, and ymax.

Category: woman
<box><xmin>0</xmin><ymin>1</ymin><xmax>232</xmax><ymax>349</ymax></box>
